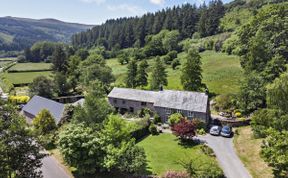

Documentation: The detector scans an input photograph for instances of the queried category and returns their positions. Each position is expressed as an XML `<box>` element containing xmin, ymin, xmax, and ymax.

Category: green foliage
<box><xmin>0</xmin><ymin>103</ymin><xmax>46</xmax><ymax>178</ymax></box>
<box><xmin>150</xmin><ymin>57</ymin><xmax>168</xmax><ymax>90</ymax></box>
<box><xmin>198</xmin><ymin>0</ymin><xmax>225</xmax><ymax>37</ymax></box>
<box><xmin>51</xmin><ymin>46</ymin><xmax>68</xmax><ymax>73</ymax></box>
<box><xmin>238</xmin><ymin>74</ymin><xmax>266</xmax><ymax>114</ymax></box>
<box><xmin>237</xmin><ymin>2</ymin><xmax>287</xmax><ymax>77</ymax></box>
<box><xmin>58</xmin><ymin>123</ymin><xmax>101</xmax><ymax>174</ymax></box>
<box><xmin>214</xmin><ymin>94</ymin><xmax>236</xmax><ymax>112</ymax></box>
<box><xmin>29</xmin><ymin>76</ymin><xmax>54</xmax><ymax>98</ymax></box>
<box><xmin>261</xmin><ymin>129</ymin><xmax>288</xmax><ymax>178</ymax></box>
<box><xmin>53</xmin><ymin>72</ymin><xmax>70</xmax><ymax>96</ymax></box>
<box><xmin>168</xmin><ymin>113</ymin><xmax>182</xmax><ymax>126</ymax></box>
<box><xmin>199</xmin><ymin>144</ymin><xmax>215</xmax><ymax>157</ymax></box>
<box><xmin>118</xmin><ymin>52</ymin><xmax>130</xmax><ymax>65</ymax></box>
<box><xmin>72</xmin><ymin>93</ymin><xmax>113</xmax><ymax>126</ymax></box>
<box><xmin>220</xmin><ymin>8</ymin><xmax>253</xmax><ymax>32</ymax></box>
<box><xmin>125</xmin><ymin>59</ymin><xmax>138</xmax><ymax>88</ymax></box>
<box><xmin>149</xmin><ymin>124</ymin><xmax>158</xmax><ymax>135</ymax></box>
<box><xmin>154</xmin><ymin>114</ymin><xmax>162</xmax><ymax>124</ymax></box>
<box><xmin>136</xmin><ymin>60</ymin><xmax>149</xmax><ymax>87</ymax></box>
<box><xmin>171</xmin><ymin>58</ymin><xmax>180</xmax><ymax>70</ymax></box>
<box><xmin>8</xmin><ymin>95</ymin><xmax>30</xmax><ymax>104</ymax></box>
<box><xmin>181</xmin><ymin>48</ymin><xmax>205</xmax><ymax>91</ymax></box>
<box><xmin>267</xmin><ymin>72</ymin><xmax>288</xmax><ymax>113</ymax></box>
<box><xmin>33</xmin><ymin>109</ymin><xmax>57</xmax><ymax>135</ymax></box>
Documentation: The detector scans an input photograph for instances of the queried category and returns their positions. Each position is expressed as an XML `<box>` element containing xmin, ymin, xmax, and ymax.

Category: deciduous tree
<box><xmin>150</xmin><ymin>57</ymin><xmax>168</xmax><ymax>90</ymax></box>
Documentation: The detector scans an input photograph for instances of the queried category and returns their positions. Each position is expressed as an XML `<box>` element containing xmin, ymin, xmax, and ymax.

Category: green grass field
<box><xmin>4</xmin><ymin>71</ymin><xmax>52</xmax><ymax>84</ymax></box>
<box><xmin>0</xmin><ymin>61</ymin><xmax>12</xmax><ymax>67</ymax></box>
<box><xmin>107</xmin><ymin>50</ymin><xmax>243</xmax><ymax>95</ymax></box>
<box><xmin>137</xmin><ymin>134</ymin><xmax>220</xmax><ymax>175</ymax></box>
<box><xmin>8</xmin><ymin>63</ymin><xmax>52</xmax><ymax>72</ymax></box>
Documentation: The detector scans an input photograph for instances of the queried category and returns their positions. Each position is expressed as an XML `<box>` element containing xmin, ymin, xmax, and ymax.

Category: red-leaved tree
<box><xmin>171</xmin><ymin>119</ymin><xmax>196</xmax><ymax>140</ymax></box>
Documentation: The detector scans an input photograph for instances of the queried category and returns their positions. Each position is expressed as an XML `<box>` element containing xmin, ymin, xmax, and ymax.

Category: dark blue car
<box><xmin>220</xmin><ymin>126</ymin><xmax>232</xmax><ymax>137</ymax></box>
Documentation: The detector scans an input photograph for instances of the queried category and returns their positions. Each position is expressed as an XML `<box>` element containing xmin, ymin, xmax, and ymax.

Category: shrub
<box><xmin>37</xmin><ymin>133</ymin><xmax>57</xmax><ymax>150</ymax></box>
<box><xmin>214</xmin><ymin>94</ymin><xmax>236</xmax><ymax>112</ymax></box>
<box><xmin>235</xmin><ymin>112</ymin><xmax>242</xmax><ymax>118</ymax></box>
<box><xmin>138</xmin><ymin>108</ymin><xmax>153</xmax><ymax>118</ymax></box>
<box><xmin>199</xmin><ymin>144</ymin><xmax>215</xmax><ymax>157</ymax></box>
<box><xmin>8</xmin><ymin>95</ymin><xmax>30</xmax><ymax>104</ymax></box>
<box><xmin>167</xmin><ymin>50</ymin><xmax>178</xmax><ymax>60</ymax></box>
<box><xmin>154</xmin><ymin>114</ymin><xmax>162</xmax><ymax>124</ymax></box>
<box><xmin>197</xmin><ymin>128</ymin><xmax>206</xmax><ymax>135</ymax></box>
<box><xmin>171</xmin><ymin>58</ymin><xmax>180</xmax><ymax>70</ymax></box>
<box><xmin>168</xmin><ymin>113</ymin><xmax>182</xmax><ymax>126</ymax></box>
<box><xmin>149</xmin><ymin>124</ymin><xmax>158</xmax><ymax>135</ymax></box>
<box><xmin>163</xmin><ymin>55</ymin><xmax>172</xmax><ymax>64</ymax></box>
<box><xmin>33</xmin><ymin>109</ymin><xmax>57</xmax><ymax>135</ymax></box>
<box><xmin>162</xmin><ymin>171</ymin><xmax>189</xmax><ymax>178</ymax></box>
<box><xmin>192</xmin><ymin>118</ymin><xmax>206</xmax><ymax>130</ymax></box>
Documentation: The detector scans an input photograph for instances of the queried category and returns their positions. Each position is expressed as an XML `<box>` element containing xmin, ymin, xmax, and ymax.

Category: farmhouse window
<box><xmin>141</xmin><ymin>102</ymin><xmax>147</xmax><ymax>106</ymax></box>
<box><xmin>122</xmin><ymin>100</ymin><xmax>126</xmax><ymax>104</ymax></box>
<box><xmin>113</xmin><ymin>99</ymin><xmax>117</xmax><ymax>104</ymax></box>
<box><xmin>188</xmin><ymin>111</ymin><xmax>194</xmax><ymax>118</ymax></box>
<box><xmin>177</xmin><ymin>109</ymin><xmax>183</xmax><ymax>113</ymax></box>
<box><xmin>165</xmin><ymin>108</ymin><xmax>172</xmax><ymax>115</ymax></box>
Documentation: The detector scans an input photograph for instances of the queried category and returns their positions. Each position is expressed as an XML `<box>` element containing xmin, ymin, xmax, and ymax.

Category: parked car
<box><xmin>221</xmin><ymin>125</ymin><xmax>232</xmax><ymax>137</ymax></box>
<box><xmin>209</xmin><ymin>125</ymin><xmax>222</xmax><ymax>136</ymax></box>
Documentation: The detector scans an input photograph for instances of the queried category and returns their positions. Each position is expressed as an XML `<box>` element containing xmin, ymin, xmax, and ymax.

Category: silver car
<box><xmin>209</xmin><ymin>125</ymin><xmax>222</xmax><ymax>136</ymax></box>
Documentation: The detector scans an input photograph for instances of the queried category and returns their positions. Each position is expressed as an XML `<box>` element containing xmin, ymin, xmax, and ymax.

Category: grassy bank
<box><xmin>233</xmin><ymin>127</ymin><xmax>273</xmax><ymax>178</ymax></box>
<box><xmin>4</xmin><ymin>71</ymin><xmax>52</xmax><ymax>85</ymax></box>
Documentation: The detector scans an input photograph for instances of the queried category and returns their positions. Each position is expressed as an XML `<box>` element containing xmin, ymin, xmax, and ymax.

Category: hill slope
<box><xmin>0</xmin><ymin>16</ymin><xmax>93</xmax><ymax>51</ymax></box>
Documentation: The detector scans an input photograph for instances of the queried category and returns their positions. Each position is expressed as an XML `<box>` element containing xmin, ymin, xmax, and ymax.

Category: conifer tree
<box><xmin>181</xmin><ymin>48</ymin><xmax>205</xmax><ymax>91</ymax></box>
<box><xmin>137</xmin><ymin>60</ymin><xmax>149</xmax><ymax>87</ymax></box>
<box><xmin>150</xmin><ymin>57</ymin><xmax>168</xmax><ymax>90</ymax></box>
<box><xmin>126</xmin><ymin>59</ymin><xmax>138</xmax><ymax>88</ymax></box>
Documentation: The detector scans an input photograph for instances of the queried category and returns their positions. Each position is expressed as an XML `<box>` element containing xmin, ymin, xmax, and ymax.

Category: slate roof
<box><xmin>108</xmin><ymin>87</ymin><xmax>157</xmax><ymax>103</ymax></box>
<box><xmin>154</xmin><ymin>90</ymin><xmax>208</xmax><ymax>113</ymax></box>
<box><xmin>108</xmin><ymin>88</ymin><xmax>208</xmax><ymax>113</ymax></box>
<box><xmin>22</xmin><ymin>95</ymin><xmax>65</xmax><ymax>124</ymax></box>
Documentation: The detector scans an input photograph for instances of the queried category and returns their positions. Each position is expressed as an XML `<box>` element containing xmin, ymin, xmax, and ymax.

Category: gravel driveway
<box><xmin>198</xmin><ymin>134</ymin><xmax>252</xmax><ymax>178</ymax></box>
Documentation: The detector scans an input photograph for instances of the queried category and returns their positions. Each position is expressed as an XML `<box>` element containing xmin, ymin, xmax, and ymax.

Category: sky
<box><xmin>0</xmin><ymin>0</ymin><xmax>233</xmax><ymax>25</ymax></box>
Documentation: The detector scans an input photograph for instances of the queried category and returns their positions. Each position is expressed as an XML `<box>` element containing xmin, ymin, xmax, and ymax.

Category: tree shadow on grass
<box><xmin>176</xmin><ymin>138</ymin><xmax>203</xmax><ymax>148</ymax></box>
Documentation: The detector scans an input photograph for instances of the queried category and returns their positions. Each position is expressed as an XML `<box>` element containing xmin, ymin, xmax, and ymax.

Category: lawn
<box><xmin>8</xmin><ymin>62</ymin><xmax>52</xmax><ymax>72</ymax></box>
<box><xmin>4</xmin><ymin>71</ymin><xmax>52</xmax><ymax>84</ymax></box>
<box><xmin>233</xmin><ymin>127</ymin><xmax>273</xmax><ymax>178</ymax></box>
<box><xmin>107</xmin><ymin>50</ymin><xmax>243</xmax><ymax>95</ymax></box>
<box><xmin>137</xmin><ymin>133</ymin><xmax>220</xmax><ymax>176</ymax></box>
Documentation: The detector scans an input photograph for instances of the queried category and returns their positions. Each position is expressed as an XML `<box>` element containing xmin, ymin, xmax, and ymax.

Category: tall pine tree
<box><xmin>150</xmin><ymin>57</ymin><xmax>168</xmax><ymax>90</ymax></box>
<box><xmin>181</xmin><ymin>48</ymin><xmax>205</xmax><ymax>91</ymax></box>
<box><xmin>126</xmin><ymin>59</ymin><xmax>138</xmax><ymax>88</ymax></box>
<box><xmin>137</xmin><ymin>60</ymin><xmax>149</xmax><ymax>87</ymax></box>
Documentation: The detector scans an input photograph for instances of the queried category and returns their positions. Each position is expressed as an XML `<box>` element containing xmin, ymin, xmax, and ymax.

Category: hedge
<box><xmin>8</xmin><ymin>95</ymin><xmax>30</xmax><ymax>104</ymax></box>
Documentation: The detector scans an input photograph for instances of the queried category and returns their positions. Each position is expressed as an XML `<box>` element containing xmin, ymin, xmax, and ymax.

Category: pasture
<box><xmin>107</xmin><ymin>50</ymin><xmax>243</xmax><ymax>95</ymax></box>
<box><xmin>4</xmin><ymin>71</ymin><xmax>52</xmax><ymax>85</ymax></box>
<box><xmin>8</xmin><ymin>62</ymin><xmax>52</xmax><ymax>72</ymax></box>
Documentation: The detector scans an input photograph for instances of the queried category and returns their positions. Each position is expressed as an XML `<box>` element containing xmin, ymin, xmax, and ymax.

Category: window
<box><xmin>113</xmin><ymin>99</ymin><xmax>117</xmax><ymax>104</ymax></box>
<box><xmin>122</xmin><ymin>100</ymin><xmax>126</xmax><ymax>104</ymax></box>
<box><xmin>188</xmin><ymin>111</ymin><xmax>194</xmax><ymax>118</ymax></box>
<box><xmin>141</xmin><ymin>102</ymin><xmax>147</xmax><ymax>106</ymax></box>
<box><xmin>165</xmin><ymin>108</ymin><xmax>172</xmax><ymax>115</ymax></box>
<box><xmin>130</xmin><ymin>107</ymin><xmax>134</xmax><ymax>113</ymax></box>
<box><xmin>177</xmin><ymin>109</ymin><xmax>183</xmax><ymax>114</ymax></box>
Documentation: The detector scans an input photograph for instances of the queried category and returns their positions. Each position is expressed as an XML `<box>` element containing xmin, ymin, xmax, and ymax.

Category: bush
<box><xmin>199</xmin><ymin>144</ymin><xmax>215</xmax><ymax>157</ymax></box>
<box><xmin>162</xmin><ymin>171</ymin><xmax>189</xmax><ymax>178</ymax></box>
<box><xmin>149</xmin><ymin>124</ymin><xmax>158</xmax><ymax>135</ymax></box>
<box><xmin>168</xmin><ymin>113</ymin><xmax>182</xmax><ymax>126</ymax></box>
<box><xmin>235</xmin><ymin>112</ymin><xmax>242</xmax><ymax>118</ymax></box>
<box><xmin>197</xmin><ymin>128</ymin><xmax>206</xmax><ymax>135</ymax></box>
<box><xmin>154</xmin><ymin>114</ymin><xmax>162</xmax><ymax>124</ymax></box>
<box><xmin>8</xmin><ymin>95</ymin><xmax>30</xmax><ymax>104</ymax></box>
<box><xmin>167</xmin><ymin>50</ymin><xmax>178</xmax><ymax>60</ymax></box>
<box><xmin>171</xmin><ymin>58</ymin><xmax>180</xmax><ymax>70</ymax></box>
<box><xmin>37</xmin><ymin>133</ymin><xmax>57</xmax><ymax>150</ymax></box>
<box><xmin>214</xmin><ymin>94</ymin><xmax>236</xmax><ymax>112</ymax></box>
<box><xmin>138</xmin><ymin>108</ymin><xmax>153</xmax><ymax>118</ymax></box>
<box><xmin>163</xmin><ymin>55</ymin><xmax>172</xmax><ymax>65</ymax></box>
<box><xmin>192</xmin><ymin>118</ymin><xmax>206</xmax><ymax>130</ymax></box>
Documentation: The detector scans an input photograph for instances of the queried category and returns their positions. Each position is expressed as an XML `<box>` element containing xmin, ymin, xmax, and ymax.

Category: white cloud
<box><xmin>149</xmin><ymin>0</ymin><xmax>165</xmax><ymax>5</ymax></box>
<box><xmin>107</xmin><ymin>4</ymin><xmax>146</xmax><ymax>16</ymax></box>
<box><xmin>80</xmin><ymin>0</ymin><xmax>106</xmax><ymax>4</ymax></box>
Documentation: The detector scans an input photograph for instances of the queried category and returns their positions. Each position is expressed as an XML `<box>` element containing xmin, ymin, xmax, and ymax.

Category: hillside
<box><xmin>0</xmin><ymin>16</ymin><xmax>93</xmax><ymax>51</ymax></box>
